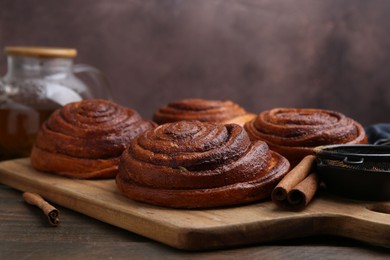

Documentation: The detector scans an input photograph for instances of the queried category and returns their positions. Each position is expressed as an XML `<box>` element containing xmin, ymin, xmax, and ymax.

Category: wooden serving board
<box><xmin>0</xmin><ymin>158</ymin><xmax>389</xmax><ymax>250</ymax></box>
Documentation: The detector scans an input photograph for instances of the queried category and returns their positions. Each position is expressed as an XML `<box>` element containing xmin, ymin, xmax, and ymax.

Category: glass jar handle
<box><xmin>72</xmin><ymin>64</ymin><xmax>113</xmax><ymax>100</ymax></box>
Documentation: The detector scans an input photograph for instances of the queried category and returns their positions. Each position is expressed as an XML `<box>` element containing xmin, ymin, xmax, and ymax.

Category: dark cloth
<box><xmin>364</xmin><ymin>124</ymin><xmax>390</xmax><ymax>144</ymax></box>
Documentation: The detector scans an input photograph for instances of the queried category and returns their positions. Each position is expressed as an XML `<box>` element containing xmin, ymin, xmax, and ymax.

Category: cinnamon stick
<box><xmin>22</xmin><ymin>192</ymin><xmax>60</xmax><ymax>226</ymax></box>
<box><xmin>271</xmin><ymin>155</ymin><xmax>319</xmax><ymax>210</ymax></box>
<box><xmin>287</xmin><ymin>172</ymin><xmax>320</xmax><ymax>208</ymax></box>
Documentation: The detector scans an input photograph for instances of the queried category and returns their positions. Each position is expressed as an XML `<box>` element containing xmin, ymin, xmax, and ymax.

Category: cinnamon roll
<box><xmin>244</xmin><ymin>108</ymin><xmax>367</xmax><ymax>165</ymax></box>
<box><xmin>116</xmin><ymin>120</ymin><xmax>290</xmax><ymax>208</ymax></box>
<box><xmin>153</xmin><ymin>98</ymin><xmax>255</xmax><ymax>126</ymax></box>
<box><xmin>30</xmin><ymin>99</ymin><xmax>155</xmax><ymax>179</ymax></box>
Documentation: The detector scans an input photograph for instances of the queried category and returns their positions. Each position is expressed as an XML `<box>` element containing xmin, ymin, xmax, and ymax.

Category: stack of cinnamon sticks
<box><xmin>272</xmin><ymin>155</ymin><xmax>320</xmax><ymax>210</ymax></box>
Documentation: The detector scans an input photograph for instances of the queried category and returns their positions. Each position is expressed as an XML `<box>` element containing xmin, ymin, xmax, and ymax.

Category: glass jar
<box><xmin>0</xmin><ymin>46</ymin><xmax>112</xmax><ymax>160</ymax></box>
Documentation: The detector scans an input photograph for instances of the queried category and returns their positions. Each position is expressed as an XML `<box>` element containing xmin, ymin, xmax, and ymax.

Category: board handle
<box><xmin>322</xmin><ymin>201</ymin><xmax>390</xmax><ymax>247</ymax></box>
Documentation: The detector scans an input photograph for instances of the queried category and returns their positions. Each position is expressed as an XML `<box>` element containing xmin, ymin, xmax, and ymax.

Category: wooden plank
<box><xmin>0</xmin><ymin>158</ymin><xmax>389</xmax><ymax>250</ymax></box>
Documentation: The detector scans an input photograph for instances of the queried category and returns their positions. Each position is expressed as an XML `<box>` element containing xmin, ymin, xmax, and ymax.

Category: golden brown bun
<box><xmin>244</xmin><ymin>108</ymin><xmax>367</xmax><ymax>165</ymax></box>
<box><xmin>116</xmin><ymin>120</ymin><xmax>290</xmax><ymax>208</ymax></box>
<box><xmin>153</xmin><ymin>98</ymin><xmax>254</xmax><ymax>126</ymax></box>
<box><xmin>30</xmin><ymin>99</ymin><xmax>156</xmax><ymax>179</ymax></box>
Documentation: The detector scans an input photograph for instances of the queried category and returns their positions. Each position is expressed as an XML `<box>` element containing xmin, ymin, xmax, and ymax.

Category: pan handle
<box><xmin>343</xmin><ymin>157</ymin><xmax>364</xmax><ymax>165</ymax></box>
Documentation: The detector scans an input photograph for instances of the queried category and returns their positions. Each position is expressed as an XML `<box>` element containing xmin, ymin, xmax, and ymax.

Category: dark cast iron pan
<box><xmin>314</xmin><ymin>144</ymin><xmax>390</xmax><ymax>201</ymax></box>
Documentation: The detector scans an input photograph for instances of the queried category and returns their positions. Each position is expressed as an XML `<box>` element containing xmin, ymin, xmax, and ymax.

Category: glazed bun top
<box><xmin>153</xmin><ymin>98</ymin><xmax>248</xmax><ymax>124</ymax></box>
<box><xmin>31</xmin><ymin>99</ymin><xmax>156</xmax><ymax>178</ymax></box>
<box><xmin>116</xmin><ymin>120</ymin><xmax>290</xmax><ymax>208</ymax></box>
<box><xmin>244</xmin><ymin>108</ymin><xmax>367</xmax><ymax>165</ymax></box>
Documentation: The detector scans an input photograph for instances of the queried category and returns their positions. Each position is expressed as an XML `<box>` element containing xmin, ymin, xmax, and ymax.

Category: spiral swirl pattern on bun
<box><xmin>31</xmin><ymin>99</ymin><xmax>155</xmax><ymax>179</ymax></box>
<box><xmin>153</xmin><ymin>98</ymin><xmax>254</xmax><ymax>126</ymax></box>
<box><xmin>244</xmin><ymin>108</ymin><xmax>367</xmax><ymax>165</ymax></box>
<box><xmin>116</xmin><ymin>120</ymin><xmax>290</xmax><ymax>208</ymax></box>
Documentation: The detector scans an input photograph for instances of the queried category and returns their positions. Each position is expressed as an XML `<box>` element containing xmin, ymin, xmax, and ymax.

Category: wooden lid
<box><xmin>5</xmin><ymin>46</ymin><xmax>77</xmax><ymax>58</ymax></box>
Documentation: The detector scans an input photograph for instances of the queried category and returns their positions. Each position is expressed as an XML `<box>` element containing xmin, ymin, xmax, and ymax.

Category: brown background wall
<box><xmin>1</xmin><ymin>0</ymin><xmax>389</xmax><ymax>125</ymax></box>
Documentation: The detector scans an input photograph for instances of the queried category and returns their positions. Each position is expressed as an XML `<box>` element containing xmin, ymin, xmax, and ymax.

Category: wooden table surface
<box><xmin>0</xmin><ymin>184</ymin><xmax>389</xmax><ymax>259</ymax></box>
